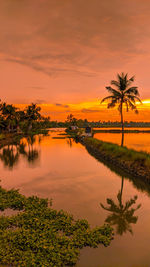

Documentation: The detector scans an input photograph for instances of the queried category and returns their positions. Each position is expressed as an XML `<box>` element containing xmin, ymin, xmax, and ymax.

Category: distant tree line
<box><xmin>0</xmin><ymin>100</ymin><xmax>149</xmax><ymax>134</ymax></box>
<box><xmin>47</xmin><ymin>115</ymin><xmax>150</xmax><ymax>128</ymax></box>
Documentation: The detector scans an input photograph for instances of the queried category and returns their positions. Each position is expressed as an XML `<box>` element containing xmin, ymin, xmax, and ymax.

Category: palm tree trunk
<box><xmin>120</xmin><ymin>102</ymin><xmax>124</xmax><ymax>146</ymax></box>
<box><xmin>119</xmin><ymin>176</ymin><xmax>124</xmax><ymax>209</ymax></box>
<box><xmin>120</xmin><ymin>176</ymin><xmax>124</xmax><ymax>201</ymax></box>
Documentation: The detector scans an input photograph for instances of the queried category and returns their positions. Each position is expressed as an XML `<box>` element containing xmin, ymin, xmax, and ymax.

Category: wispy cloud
<box><xmin>0</xmin><ymin>0</ymin><xmax>150</xmax><ymax>105</ymax></box>
<box><xmin>27</xmin><ymin>86</ymin><xmax>45</xmax><ymax>90</ymax></box>
<box><xmin>55</xmin><ymin>103</ymin><xmax>69</xmax><ymax>108</ymax></box>
<box><xmin>81</xmin><ymin>108</ymin><xmax>101</xmax><ymax>113</ymax></box>
<box><xmin>35</xmin><ymin>99</ymin><xmax>47</xmax><ymax>104</ymax></box>
<box><xmin>5</xmin><ymin>57</ymin><xmax>97</xmax><ymax>77</ymax></box>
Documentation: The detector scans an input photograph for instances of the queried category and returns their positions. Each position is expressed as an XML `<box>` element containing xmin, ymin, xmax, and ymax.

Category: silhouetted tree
<box><xmin>101</xmin><ymin>73</ymin><xmax>142</xmax><ymax>146</ymax></box>
<box><xmin>25</xmin><ymin>103</ymin><xmax>41</xmax><ymax>131</ymax></box>
<box><xmin>0</xmin><ymin>103</ymin><xmax>18</xmax><ymax>132</ymax></box>
<box><xmin>66</xmin><ymin>114</ymin><xmax>77</xmax><ymax>126</ymax></box>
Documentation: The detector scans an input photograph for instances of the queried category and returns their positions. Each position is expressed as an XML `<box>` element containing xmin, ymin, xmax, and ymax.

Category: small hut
<box><xmin>70</xmin><ymin>126</ymin><xmax>78</xmax><ymax>131</ymax></box>
<box><xmin>85</xmin><ymin>126</ymin><xmax>92</xmax><ymax>137</ymax></box>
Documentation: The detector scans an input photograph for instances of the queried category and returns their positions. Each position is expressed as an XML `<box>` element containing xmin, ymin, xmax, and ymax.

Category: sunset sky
<box><xmin>1</xmin><ymin>0</ymin><xmax>150</xmax><ymax>121</ymax></box>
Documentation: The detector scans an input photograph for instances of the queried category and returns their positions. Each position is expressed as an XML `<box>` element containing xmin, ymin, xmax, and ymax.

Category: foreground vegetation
<box><xmin>0</xmin><ymin>186</ymin><xmax>113</xmax><ymax>266</ymax></box>
<box><xmin>81</xmin><ymin>137</ymin><xmax>150</xmax><ymax>181</ymax></box>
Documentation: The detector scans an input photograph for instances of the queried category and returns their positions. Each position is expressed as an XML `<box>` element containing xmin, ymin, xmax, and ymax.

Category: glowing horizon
<box><xmin>1</xmin><ymin>0</ymin><xmax>150</xmax><ymax>122</ymax></box>
<box><xmin>14</xmin><ymin>98</ymin><xmax>150</xmax><ymax>122</ymax></box>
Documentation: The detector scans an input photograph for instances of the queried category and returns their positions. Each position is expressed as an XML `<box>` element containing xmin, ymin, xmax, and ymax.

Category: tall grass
<box><xmin>84</xmin><ymin>137</ymin><xmax>150</xmax><ymax>169</ymax></box>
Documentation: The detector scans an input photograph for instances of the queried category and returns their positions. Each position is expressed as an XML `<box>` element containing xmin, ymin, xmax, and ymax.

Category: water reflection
<box><xmin>0</xmin><ymin>135</ymin><xmax>40</xmax><ymax>169</ymax></box>
<box><xmin>85</xmin><ymin>142</ymin><xmax>150</xmax><ymax>197</ymax></box>
<box><xmin>101</xmin><ymin>177</ymin><xmax>141</xmax><ymax>235</ymax></box>
<box><xmin>0</xmin><ymin>144</ymin><xmax>19</xmax><ymax>169</ymax></box>
<box><xmin>1</xmin><ymin>129</ymin><xmax>150</xmax><ymax>266</ymax></box>
<box><xmin>25</xmin><ymin>135</ymin><xmax>39</xmax><ymax>164</ymax></box>
<box><xmin>66</xmin><ymin>137</ymin><xmax>73</xmax><ymax>147</ymax></box>
<box><xmin>94</xmin><ymin>129</ymin><xmax>150</xmax><ymax>153</ymax></box>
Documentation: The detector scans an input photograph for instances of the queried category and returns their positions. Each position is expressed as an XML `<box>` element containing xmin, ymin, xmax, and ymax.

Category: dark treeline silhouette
<box><xmin>0</xmin><ymin>101</ymin><xmax>50</xmax><ymax>133</ymax></box>
<box><xmin>46</xmin><ymin>119</ymin><xmax>150</xmax><ymax>128</ymax></box>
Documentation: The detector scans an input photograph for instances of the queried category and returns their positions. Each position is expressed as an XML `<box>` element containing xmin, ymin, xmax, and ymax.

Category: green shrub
<box><xmin>0</xmin><ymin>186</ymin><xmax>113</xmax><ymax>266</ymax></box>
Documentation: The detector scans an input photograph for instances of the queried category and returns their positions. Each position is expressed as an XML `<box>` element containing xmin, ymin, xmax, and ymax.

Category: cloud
<box><xmin>1</xmin><ymin>0</ymin><xmax>149</xmax><ymax>78</ymax></box>
<box><xmin>55</xmin><ymin>103</ymin><xmax>69</xmax><ymax>108</ymax></box>
<box><xmin>35</xmin><ymin>99</ymin><xmax>47</xmax><ymax>104</ymax></box>
<box><xmin>5</xmin><ymin>57</ymin><xmax>97</xmax><ymax>77</ymax></box>
<box><xmin>28</xmin><ymin>86</ymin><xmax>45</xmax><ymax>90</ymax></box>
<box><xmin>81</xmin><ymin>108</ymin><xmax>101</xmax><ymax>113</ymax></box>
<box><xmin>0</xmin><ymin>0</ymin><xmax>150</xmax><ymax>105</ymax></box>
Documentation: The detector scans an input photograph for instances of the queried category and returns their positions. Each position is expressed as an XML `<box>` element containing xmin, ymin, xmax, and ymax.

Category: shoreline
<box><xmin>80</xmin><ymin>137</ymin><xmax>150</xmax><ymax>183</ymax></box>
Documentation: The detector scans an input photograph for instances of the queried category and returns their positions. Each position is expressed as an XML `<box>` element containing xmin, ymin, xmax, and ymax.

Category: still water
<box><xmin>1</xmin><ymin>129</ymin><xmax>150</xmax><ymax>267</ymax></box>
<box><xmin>94</xmin><ymin>128</ymin><xmax>150</xmax><ymax>153</ymax></box>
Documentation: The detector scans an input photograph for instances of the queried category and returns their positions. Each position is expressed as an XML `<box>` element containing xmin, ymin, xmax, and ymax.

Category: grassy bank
<box><xmin>81</xmin><ymin>137</ymin><xmax>150</xmax><ymax>182</ymax></box>
<box><xmin>0</xmin><ymin>186</ymin><xmax>113</xmax><ymax>266</ymax></box>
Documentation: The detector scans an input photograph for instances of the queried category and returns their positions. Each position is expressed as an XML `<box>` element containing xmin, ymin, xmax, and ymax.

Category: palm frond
<box><xmin>127</xmin><ymin>99</ymin><xmax>137</xmax><ymax>112</ymax></box>
<box><xmin>128</xmin><ymin>75</ymin><xmax>135</xmax><ymax>82</ymax></box>
<box><xmin>108</xmin><ymin>102</ymin><xmax>116</xmax><ymax>109</ymax></box>
<box><xmin>124</xmin><ymin>95</ymin><xmax>136</xmax><ymax>104</ymax></box>
<box><xmin>125</xmin><ymin>95</ymin><xmax>142</xmax><ymax>105</ymax></box>
<box><xmin>124</xmin><ymin>87</ymin><xmax>139</xmax><ymax>96</ymax></box>
<box><xmin>110</xmin><ymin>80</ymin><xmax>120</xmax><ymax>88</ymax></box>
<box><xmin>117</xmin><ymin>73</ymin><xmax>128</xmax><ymax>91</ymax></box>
<box><xmin>124</xmin><ymin>100</ymin><xmax>129</xmax><ymax>112</ymax></box>
<box><xmin>106</xmin><ymin>86</ymin><xmax>122</xmax><ymax>96</ymax></box>
<box><xmin>126</xmin><ymin>76</ymin><xmax>135</xmax><ymax>88</ymax></box>
<box><xmin>128</xmin><ymin>95</ymin><xmax>142</xmax><ymax>104</ymax></box>
<box><xmin>101</xmin><ymin>96</ymin><xmax>115</xmax><ymax>104</ymax></box>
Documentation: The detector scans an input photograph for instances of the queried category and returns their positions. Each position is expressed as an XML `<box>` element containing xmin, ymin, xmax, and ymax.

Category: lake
<box><xmin>1</xmin><ymin>129</ymin><xmax>150</xmax><ymax>267</ymax></box>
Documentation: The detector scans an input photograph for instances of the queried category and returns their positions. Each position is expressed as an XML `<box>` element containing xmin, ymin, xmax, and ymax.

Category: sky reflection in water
<box><xmin>0</xmin><ymin>130</ymin><xmax>150</xmax><ymax>267</ymax></box>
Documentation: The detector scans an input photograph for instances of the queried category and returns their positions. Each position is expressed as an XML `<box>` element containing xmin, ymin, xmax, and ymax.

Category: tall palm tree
<box><xmin>101</xmin><ymin>73</ymin><xmax>142</xmax><ymax>146</ymax></box>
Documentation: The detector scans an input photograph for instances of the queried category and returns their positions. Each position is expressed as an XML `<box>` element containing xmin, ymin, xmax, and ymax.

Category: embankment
<box><xmin>80</xmin><ymin>137</ymin><xmax>150</xmax><ymax>183</ymax></box>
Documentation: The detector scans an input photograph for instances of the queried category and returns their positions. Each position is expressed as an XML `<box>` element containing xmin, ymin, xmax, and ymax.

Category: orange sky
<box><xmin>1</xmin><ymin>0</ymin><xmax>150</xmax><ymax>121</ymax></box>
<box><xmin>16</xmin><ymin>99</ymin><xmax>150</xmax><ymax>121</ymax></box>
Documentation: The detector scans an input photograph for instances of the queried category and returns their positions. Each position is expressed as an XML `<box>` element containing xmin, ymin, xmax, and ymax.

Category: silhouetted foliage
<box><xmin>101</xmin><ymin>73</ymin><xmax>142</xmax><ymax>146</ymax></box>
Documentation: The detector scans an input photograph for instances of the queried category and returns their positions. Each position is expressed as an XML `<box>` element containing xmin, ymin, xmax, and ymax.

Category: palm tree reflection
<box><xmin>0</xmin><ymin>145</ymin><xmax>19</xmax><ymax>169</ymax></box>
<box><xmin>25</xmin><ymin>135</ymin><xmax>39</xmax><ymax>164</ymax></box>
<box><xmin>66</xmin><ymin>137</ymin><xmax>73</xmax><ymax>147</ymax></box>
<box><xmin>0</xmin><ymin>135</ymin><xmax>40</xmax><ymax>169</ymax></box>
<box><xmin>100</xmin><ymin>177</ymin><xmax>141</xmax><ymax>235</ymax></box>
